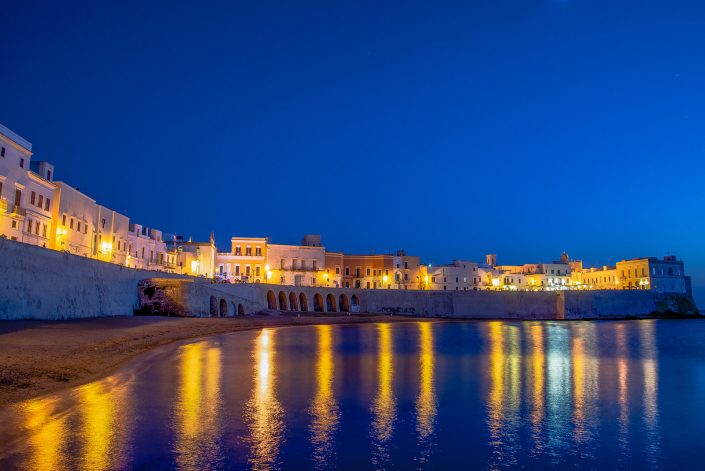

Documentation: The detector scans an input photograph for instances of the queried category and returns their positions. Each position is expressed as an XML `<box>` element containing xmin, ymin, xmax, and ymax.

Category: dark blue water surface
<box><xmin>2</xmin><ymin>320</ymin><xmax>705</xmax><ymax>470</ymax></box>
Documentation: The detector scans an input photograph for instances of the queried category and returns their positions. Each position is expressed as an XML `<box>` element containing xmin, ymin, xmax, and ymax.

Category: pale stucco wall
<box><xmin>0</xmin><ymin>237</ymin><xmax>188</xmax><ymax>320</ymax></box>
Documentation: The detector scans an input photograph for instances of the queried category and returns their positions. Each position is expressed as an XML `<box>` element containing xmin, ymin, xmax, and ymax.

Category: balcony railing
<box><xmin>11</xmin><ymin>206</ymin><xmax>26</xmax><ymax>217</ymax></box>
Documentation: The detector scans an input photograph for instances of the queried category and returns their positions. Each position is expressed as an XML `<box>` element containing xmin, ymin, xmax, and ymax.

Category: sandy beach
<box><xmin>0</xmin><ymin>314</ymin><xmax>420</xmax><ymax>406</ymax></box>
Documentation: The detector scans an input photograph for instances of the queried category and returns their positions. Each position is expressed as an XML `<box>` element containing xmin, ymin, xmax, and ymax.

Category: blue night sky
<box><xmin>1</xmin><ymin>1</ymin><xmax>704</xmax><ymax>303</ymax></box>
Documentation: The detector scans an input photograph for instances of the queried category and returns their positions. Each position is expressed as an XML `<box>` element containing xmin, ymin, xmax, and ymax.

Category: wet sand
<box><xmin>0</xmin><ymin>314</ymin><xmax>419</xmax><ymax>406</ymax></box>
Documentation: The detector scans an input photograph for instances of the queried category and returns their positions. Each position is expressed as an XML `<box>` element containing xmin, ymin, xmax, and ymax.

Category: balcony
<box><xmin>11</xmin><ymin>206</ymin><xmax>26</xmax><ymax>217</ymax></box>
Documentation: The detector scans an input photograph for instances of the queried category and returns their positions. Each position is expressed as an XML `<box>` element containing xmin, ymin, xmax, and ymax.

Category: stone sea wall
<box><xmin>0</xmin><ymin>237</ymin><xmax>188</xmax><ymax>320</ymax></box>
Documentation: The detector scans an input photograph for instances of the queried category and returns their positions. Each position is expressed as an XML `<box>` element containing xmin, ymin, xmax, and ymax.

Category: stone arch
<box><xmin>209</xmin><ymin>296</ymin><xmax>218</xmax><ymax>317</ymax></box>
<box><xmin>278</xmin><ymin>291</ymin><xmax>288</xmax><ymax>311</ymax></box>
<box><xmin>313</xmin><ymin>293</ymin><xmax>324</xmax><ymax>312</ymax></box>
<box><xmin>326</xmin><ymin>294</ymin><xmax>337</xmax><ymax>312</ymax></box>
<box><xmin>351</xmin><ymin>294</ymin><xmax>360</xmax><ymax>313</ymax></box>
<box><xmin>266</xmin><ymin>290</ymin><xmax>277</xmax><ymax>310</ymax></box>
<box><xmin>339</xmin><ymin>294</ymin><xmax>350</xmax><ymax>312</ymax></box>
<box><xmin>289</xmin><ymin>292</ymin><xmax>299</xmax><ymax>311</ymax></box>
<box><xmin>219</xmin><ymin>298</ymin><xmax>228</xmax><ymax>317</ymax></box>
<box><xmin>238</xmin><ymin>304</ymin><xmax>245</xmax><ymax>316</ymax></box>
<box><xmin>299</xmin><ymin>293</ymin><xmax>309</xmax><ymax>312</ymax></box>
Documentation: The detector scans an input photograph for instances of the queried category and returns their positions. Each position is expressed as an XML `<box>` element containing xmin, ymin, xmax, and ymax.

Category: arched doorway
<box><xmin>267</xmin><ymin>290</ymin><xmax>276</xmax><ymax>310</ymax></box>
<box><xmin>278</xmin><ymin>291</ymin><xmax>288</xmax><ymax>311</ymax></box>
<box><xmin>339</xmin><ymin>294</ymin><xmax>350</xmax><ymax>312</ymax></box>
<box><xmin>299</xmin><ymin>293</ymin><xmax>309</xmax><ymax>312</ymax></box>
<box><xmin>313</xmin><ymin>293</ymin><xmax>324</xmax><ymax>312</ymax></box>
<box><xmin>289</xmin><ymin>292</ymin><xmax>299</xmax><ymax>311</ymax></box>
<box><xmin>351</xmin><ymin>294</ymin><xmax>360</xmax><ymax>313</ymax></box>
<box><xmin>238</xmin><ymin>304</ymin><xmax>245</xmax><ymax>316</ymax></box>
<box><xmin>209</xmin><ymin>296</ymin><xmax>218</xmax><ymax>317</ymax></box>
<box><xmin>219</xmin><ymin>298</ymin><xmax>228</xmax><ymax>317</ymax></box>
<box><xmin>326</xmin><ymin>294</ymin><xmax>337</xmax><ymax>312</ymax></box>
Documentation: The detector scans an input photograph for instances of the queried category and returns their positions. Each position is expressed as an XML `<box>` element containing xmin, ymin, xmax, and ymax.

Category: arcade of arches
<box><xmin>265</xmin><ymin>290</ymin><xmax>359</xmax><ymax>313</ymax></box>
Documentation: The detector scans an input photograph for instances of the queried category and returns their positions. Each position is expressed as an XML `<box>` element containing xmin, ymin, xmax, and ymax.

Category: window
<box><xmin>246</xmin><ymin>265</ymin><xmax>251</xmax><ymax>276</ymax></box>
<box><xmin>101</xmin><ymin>218</ymin><xmax>106</xmax><ymax>229</ymax></box>
<box><xmin>256</xmin><ymin>265</ymin><xmax>261</xmax><ymax>276</ymax></box>
<box><xmin>14</xmin><ymin>189</ymin><xmax>21</xmax><ymax>206</ymax></box>
<box><xmin>0</xmin><ymin>146</ymin><xmax>4</xmax><ymax>157</ymax></box>
<box><xmin>432</xmin><ymin>276</ymin><xmax>436</xmax><ymax>282</ymax></box>
<box><xmin>70</xmin><ymin>218</ymin><xmax>74</xmax><ymax>230</ymax></box>
<box><xmin>255</xmin><ymin>247</ymin><xmax>262</xmax><ymax>256</ymax></box>
<box><xmin>42</xmin><ymin>224</ymin><xmax>47</xmax><ymax>238</ymax></box>
<box><xmin>38</xmin><ymin>195</ymin><xmax>43</xmax><ymax>208</ymax></box>
<box><xmin>77</xmin><ymin>221</ymin><xmax>81</xmax><ymax>232</ymax></box>
<box><xmin>312</xmin><ymin>260</ymin><xmax>317</xmax><ymax>270</ymax></box>
<box><xmin>335</xmin><ymin>266</ymin><xmax>340</xmax><ymax>274</ymax></box>
<box><xmin>235</xmin><ymin>246</ymin><xmax>242</xmax><ymax>255</ymax></box>
<box><xmin>366</xmin><ymin>268</ymin><xmax>371</xmax><ymax>276</ymax></box>
<box><xmin>404</xmin><ymin>261</ymin><xmax>408</xmax><ymax>269</ymax></box>
<box><xmin>30</xmin><ymin>191</ymin><xmax>36</xmax><ymax>205</ymax></box>
<box><xmin>47</xmin><ymin>170</ymin><xmax>52</xmax><ymax>180</ymax></box>
<box><xmin>19</xmin><ymin>158</ymin><xmax>24</xmax><ymax>168</ymax></box>
<box><xmin>246</xmin><ymin>246</ymin><xmax>252</xmax><ymax>256</ymax></box>
<box><xmin>345</xmin><ymin>267</ymin><xmax>350</xmax><ymax>276</ymax></box>
<box><xmin>35</xmin><ymin>223</ymin><xmax>39</xmax><ymax>235</ymax></box>
<box><xmin>27</xmin><ymin>219</ymin><xmax>32</xmax><ymax>233</ymax></box>
<box><xmin>235</xmin><ymin>265</ymin><xmax>240</xmax><ymax>275</ymax></box>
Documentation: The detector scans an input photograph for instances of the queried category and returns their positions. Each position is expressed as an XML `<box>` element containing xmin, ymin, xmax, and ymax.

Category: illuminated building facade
<box><xmin>426</xmin><ymin>260</ymin><xmax>479</xmax><ymax>291</ymax></box>
<box><xmin>217</xmin><ymin>237</ymin><xmax>268</xmax><ymax>282</ymax></box>
<box><xmin>0</xmin><ymin>124</ymin><xmax>55</xmax><ymax>247</ymax></box>
<box><xmin>0</xmin><ymin>121</ymin><xmax>694</xmax><ymax>295</ymax></box>
<box><xmin>616</xmin><ymin>256</ymin><xmax>687</xmax><ymax>293</ymax></box>
<box><xmin>168</xmin><ymin>236</ymin><xmax>217</xmax><ymax>278</ymax></box>
<box><xmin>342</xmin><ymin>254</ymin><xmax>395</xmax><ymax>289</ymax></box>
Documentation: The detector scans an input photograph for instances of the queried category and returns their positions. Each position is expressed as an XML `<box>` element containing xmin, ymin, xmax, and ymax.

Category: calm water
<box><xmin>2</xmin><ymin>320</ymin><xmax>705</xmax><ymax>470</ymax></box>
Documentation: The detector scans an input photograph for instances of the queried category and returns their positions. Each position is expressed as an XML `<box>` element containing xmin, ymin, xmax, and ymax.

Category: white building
<box><xmin>427</xmin><ymin>260</ymin><xmax>479</xmax><ymax>291</ymax></box>
<box><xmin>127</xmin><ymin>223</ymin><xmax>168</xmax><ymax>270</ymax></box>
<box><xmin>0</xmin><ymin>124</ymin><xmax>55</xmax><ymax>247</ymax></box>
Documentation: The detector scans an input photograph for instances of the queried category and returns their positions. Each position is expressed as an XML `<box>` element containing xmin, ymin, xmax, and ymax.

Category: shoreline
<box><xmin>0</xmin><ymin>314</ymin><xmax>423</xmax><ymax>407</ymax></box>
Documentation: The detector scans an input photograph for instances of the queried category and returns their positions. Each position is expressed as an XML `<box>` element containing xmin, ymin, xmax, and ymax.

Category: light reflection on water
<box><xmin>245</xmin><ymin>328</ymin><xmax>284</xmax><ymax>471</ymax></box>
<box><xmin>309</xmin><ymin>324</ymin><xmax>339</xmax><ymax>468</ymax></box>
<box><xmin>3</xmin><ymin>319</ymin><xmax>701</xmax><ymax>470</ymax></box>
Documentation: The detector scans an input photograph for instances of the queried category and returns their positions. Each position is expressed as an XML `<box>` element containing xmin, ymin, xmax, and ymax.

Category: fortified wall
<box><xmin>0</xmin><ymin>237</ymin><xmax>189</xmax><ymax>320</ymax></box>
<box><xmin>139</xmin><ymin>278</ymin><xmax>697</xmax><ymax>320</ymax></box>
<box><xmin>0</xmin><ymin>238</ymin><xmax>697</xmax><ymax>320</ymax></box>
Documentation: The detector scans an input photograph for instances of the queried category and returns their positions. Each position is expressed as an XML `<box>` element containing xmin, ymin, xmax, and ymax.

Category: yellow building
<box><xmin>573</xmin><ymin>266</ymin><xmax>619</xmax><ymax>290</ymax></box>
<box><xmin>616</xmin><ymin>256</ymin><xmax>687</xmax><ymax>293</ymax></box>
<box><xmin>216</xmin><ymin>236</ymin><xmax>268</xmax><ymax>282</ymax></box>
<box><xmin>170</xmin><ymin>237</ymin><xmax>217</xmax><ymax>278</ymax></box>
